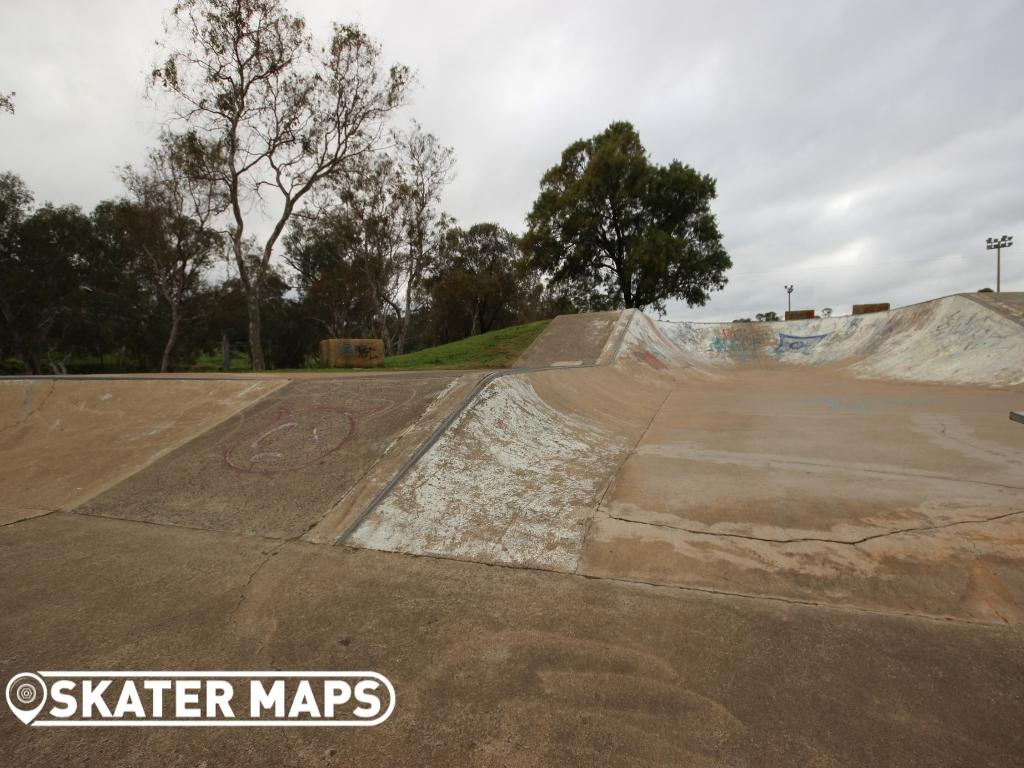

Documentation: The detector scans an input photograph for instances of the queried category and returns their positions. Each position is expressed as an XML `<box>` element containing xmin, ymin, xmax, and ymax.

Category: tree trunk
<box><xmin>396</xmin><ymin>315</ymin><xmax>409</xmax><ymax>355</ymax></box>
<box><xmin>221</xmin><ymin>330</ymin><xmax>231</xmax><ymax>371</ymax></box>
<box><xmin>160</xmin><ymin>307</ymin><xmax>181</xmax><ymax>373</ymax></box>
<box><xmin>245</xmin><ymin>283</ymin><xmax>266</xmax><ymax>371</ymax></box>
<box><xmin>397</xmin><ymin>278</ymin><xmax>413</xmax><ymax>355</ymax></box>
<box><xmin>471</xmin><ymin>298</ymin><xmax>481</xmax><ymax>337</ymax></box>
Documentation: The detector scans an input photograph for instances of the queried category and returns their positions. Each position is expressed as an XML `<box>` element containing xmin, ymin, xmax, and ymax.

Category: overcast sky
<box><xmin>1</xmin><ymin>0</ymin><xmax>1022</xmax><ymax>320</ymax></box>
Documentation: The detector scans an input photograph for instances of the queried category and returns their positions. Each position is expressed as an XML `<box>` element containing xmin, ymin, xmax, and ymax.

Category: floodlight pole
<box><xmin>986</xmin><ymin>235</ymin><xmax>1014</xmax><ymax>293</ymax></box>
<box><xmin>784</xmin><ymin>285</ymin><xmax>794</xmax><ymax>312</ymax></box>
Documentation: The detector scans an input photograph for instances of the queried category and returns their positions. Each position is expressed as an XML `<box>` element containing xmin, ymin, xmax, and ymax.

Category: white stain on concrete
<box><xmin>350</xmin><ymin>375</ymin><xmax>625</xmax><ymax>571</ymax></box>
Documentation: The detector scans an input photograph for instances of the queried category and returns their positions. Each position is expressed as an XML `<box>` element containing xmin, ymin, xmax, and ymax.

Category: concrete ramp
<box><xmin>75</xmin><ymin>376</ymin><xmax>463</xmax><ymax>539</ymax></box>
<box><xmin>963</xmin><ymin>291</ymin><xmax>1024</xmax><ymax>328</ymax></box>
<box><xmin>348</xmin><ymin>296</ymin><xmax>1024</xmax><ymax>624</ymax></box>
<box><xmin>0</xmin><ymin>378</ymin><xmax>283</xmax><ymax>525</ymax></box>
<box><xmin>515</xmin><ymin>310</ymin><xmax>626</xmax><ymax>367</ymax></box>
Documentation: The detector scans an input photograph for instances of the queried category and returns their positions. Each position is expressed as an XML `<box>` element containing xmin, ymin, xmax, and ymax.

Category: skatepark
<box><xmin>2</xmin><ymin>293</ymin><xmax>1023</xmax><ymax>765</ymax></box>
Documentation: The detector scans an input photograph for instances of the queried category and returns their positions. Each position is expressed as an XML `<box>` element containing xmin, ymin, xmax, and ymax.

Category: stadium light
<box><xmin>784</xmin><ymin>285</ymin><xmax>794</xmax><ymax>312</ymax></box>
<box><xmin>986</xmin><ymin>235</ymin><xmax>1013</xmax><ymax>292</ymax></box>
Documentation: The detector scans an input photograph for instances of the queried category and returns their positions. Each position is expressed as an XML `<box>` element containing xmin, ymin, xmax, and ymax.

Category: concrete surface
<box><xmin>75</xmin><ymin>376</ymin><xmax>458</xmax><ymax>539</ymax></box>
<box><xmin>658</xmin><ymin>294</ymin><xmax>1024</xmax><ymax>386</ymax></box>
<box><xmin>514</xmin><ymin>310</ymin><xmax>624</xmax><ymax>367</ymax></box>
<box><xmin>964</xmin><ymin>290</ymin><xmax>1024</xmax><ymax>328</ymax></box>
<box><xmin>0</xmin><ymin>378</ymin><xmax>283</xmax><ymax>525</ymax></box>
<box><xmin>3</xmin><ymin>294</ymin><xmax>1024</xmax><ymax>765</ymax></box>
<box><xmin>2</xmin><ymin>513</ymin><xmax>1023</xmax><ymax>767</ymax></box>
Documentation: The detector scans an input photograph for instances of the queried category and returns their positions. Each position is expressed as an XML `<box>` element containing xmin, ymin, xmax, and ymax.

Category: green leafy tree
<box><xmin>523</xmin><ymin>121</ymin><xmax>731</xmax><ymax>313</ymax></box>
<box><xmin>427</xmin><ymin>223</ymin><xmax>533</xmax><ymax>342</ymax></box>
<box><xmin>393</xmin><ymin>122</ymin><xmax>455</xmax><ymax>354</ymax></box>
<box><xmin>118</xmin><ymin>135</ymin><xmax>224</xmax><ymax>371</ymax></box>
<box><xmin>284</xmin><ymin>210</ymin><xmax>380</xmax><ymax>339</ymax></box>
<box><xmin>0</xmin><ymin>199</ymin><xmax>96</xmax><ymax>373</ymax></box>
<box><xmin>151</xmin><ymin>0</ymin><xmax>411</xmax><ymax>369</ymax></box>
<box><xmin>0</xmin><ymin>172</ymin><xmax>35</xmax><ymax>367</ymax></box>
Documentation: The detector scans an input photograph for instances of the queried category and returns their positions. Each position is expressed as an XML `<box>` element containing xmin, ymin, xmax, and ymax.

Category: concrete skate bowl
<box><xmin>655</xmin><ymin>292</ymin><xmax>1024</xmax><ymax>387</ymax></box>
<box><xmin>350</xmin><ymin>296</ymin><xmax>1024</xmax><ymax>625</ymax></box>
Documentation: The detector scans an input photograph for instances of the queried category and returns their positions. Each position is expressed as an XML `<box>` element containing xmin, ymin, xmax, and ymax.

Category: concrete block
<box><xmin>852</xmin><ymin>303</ymin><xmax>890</xmax><ymax>315</ymax></box>
<box><xmin>784</xmin><ymin>309</ymin><xmax>816</xmax><ymax>321</ymax></box>
<box><xmin>319</xmin><ymin>338</ymin><xmax>385</xmax><ymax>368</ymax></box>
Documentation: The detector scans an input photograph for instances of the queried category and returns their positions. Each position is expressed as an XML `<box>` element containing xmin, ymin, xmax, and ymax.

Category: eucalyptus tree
<box><xmin>119</xmin><ymin>134</ymin><xmax>224</xmax><ymax>372</ymax></box>
<box><xmin>150</xmin><ymin>0</ymin><xmax>410</xmax><ymax>369</ymax></box>
<box><xmin>393</xmin><ymin>122</ymin><xmax>455</xmax><ymax>354</ymax></box>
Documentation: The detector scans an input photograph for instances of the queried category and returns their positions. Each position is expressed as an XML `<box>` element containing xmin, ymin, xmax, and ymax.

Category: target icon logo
<box><xmin>6</xmin><ymin>672</ymin><xmax>47</xmax><ymax>724</ymax></box>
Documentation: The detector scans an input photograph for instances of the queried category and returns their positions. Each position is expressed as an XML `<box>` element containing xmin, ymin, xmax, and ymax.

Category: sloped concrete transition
<box><xmin>2</xmin><ymin>293</ymin><xmax>1023</xmax><ymax>766</ymax></box>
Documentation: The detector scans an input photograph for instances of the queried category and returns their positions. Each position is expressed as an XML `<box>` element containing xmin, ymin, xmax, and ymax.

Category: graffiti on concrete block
<box><xmin>775</xmin><ymin>333</ymin><xmax>828</xmax><ymax>355</ymax></box>
<box><xmin>338</xmin><ymin>342</ymin><xmax>376</xmax><ymax>358</ymax></box>
<box><xmin>319</xmin><ymin>337</ymin><xmax>384</xmax><ymax>368</ymax></box>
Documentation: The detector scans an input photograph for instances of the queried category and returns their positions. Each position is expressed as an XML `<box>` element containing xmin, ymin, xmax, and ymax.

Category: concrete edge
<box><xmin>334</xmin><ymin>311</ymin><xmax>638</xmax><ymax>545</ymax></box>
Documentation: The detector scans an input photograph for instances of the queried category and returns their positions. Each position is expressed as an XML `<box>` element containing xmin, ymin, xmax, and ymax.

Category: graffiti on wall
<box><xmin>775</xmin><ymin>333</ymin><xmax>829</xmax><ymax>355</ymax></box>
<box><xmin>709</xmin><ymin>325</ymin><xmax>775</xmax><ymax>360</ymax></box>
<box><xmin>634</xmin><ymin>350</ymin><xmax>666</xmax><ymax>370</ymax></box>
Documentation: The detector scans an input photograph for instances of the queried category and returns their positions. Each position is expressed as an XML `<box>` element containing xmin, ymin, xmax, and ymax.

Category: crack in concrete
<box><xmin>71</xmin><ymin>507</ymin><xmax>286</xmax><ymax>542</ymax></box>
<box><xmin>10</xmin><ymin>507</ymin><xmax>1016</xmax><ymax>629</ymax></box>
<box><xmin>0</xmin><ymin>380</ymin><xmax>56</xmax><ymax>434</ymax></box>
<box><xmin>607</xmin><ymin>508</ymin><xmax>1024</xmax><ymax>545</ymax></box>
<box><xmin>227</xmin><ymin>540</ymin><xmax>287</xmax><ymax>625</ymax></box>
<box><xmin>340</xmin><ymin>543</ymin><xmax>1016</xmax><ymax>629</ymax></box>
<box><xmin>0</xmin><ymin>507</ymin><xmax>60</xmax><ymax>528</ymax></box>
<box><xmin>579</xmin><ymin>388</ymin><xmax>673</xmax><ymax>574</ymax></box>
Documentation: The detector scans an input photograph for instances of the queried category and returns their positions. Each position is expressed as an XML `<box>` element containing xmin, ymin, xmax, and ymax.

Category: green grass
<box><xmin>378</xmin><ymin>320</ymin><xmax>550</xmax><ymax>370</ymax></box>
<box><xmin>190</xmin><ymin>351</ymin><xmax>252</xmax><ymax>372</ymax></box>
<box><xmin>31</xmin><ymin>320</ymin><xmax>551</xmax><ymax>375</ymax></box>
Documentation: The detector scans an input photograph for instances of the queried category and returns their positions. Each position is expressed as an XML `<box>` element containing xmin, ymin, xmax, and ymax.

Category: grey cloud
<box><xmin>1</xmin><ymin>0</ymin><xmax>1021</xmax><ymax>322</ymax></box>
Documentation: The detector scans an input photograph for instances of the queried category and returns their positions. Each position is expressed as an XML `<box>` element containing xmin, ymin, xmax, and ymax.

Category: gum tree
<box><xmin>119</xmin><ymin>134</ymin><xmax>224</xmax><ymax>372</ymax></box>
<box><xmin>393</xmin><ymin>122</ymin><xmax>455</xmax><ymax>354</ymax></box>
<box><xmin>150</xmin><ymin>0</ymin><xmax>410</xmax><ymax>369</ymax></box>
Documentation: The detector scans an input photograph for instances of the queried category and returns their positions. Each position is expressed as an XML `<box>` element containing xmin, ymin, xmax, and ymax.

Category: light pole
<box><xmin>986</xmin><ymin>235</ymin><xmax>1013</xmax><ymax>293</ymax></box>
<box><xmin>784</xmin><ymin>285</ymin><xmax>794</xmax><ymax>312</ymax></box>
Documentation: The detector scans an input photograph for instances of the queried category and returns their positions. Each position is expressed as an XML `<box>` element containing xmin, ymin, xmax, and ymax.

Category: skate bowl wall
<box><xmin>634</xmin><ymin>294</ymin><xmax>1024</xmax><ymax>387</ymax></box>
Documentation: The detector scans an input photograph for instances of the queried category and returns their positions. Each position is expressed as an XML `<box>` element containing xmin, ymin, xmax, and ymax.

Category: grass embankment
<box><xmin>36</xmin><ymin>319</ymin><xmax>550</xmax><ymax>374</ymax></box>
<box><xmin>378</xmin><ymin>320</ymin><xmax>550</xmax><ymax>370</ymax></box>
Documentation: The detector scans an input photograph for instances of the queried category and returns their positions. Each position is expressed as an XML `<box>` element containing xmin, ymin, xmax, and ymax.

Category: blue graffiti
<box><xmin>775</xmin><ymin>333</ymin><xmax>828</xmax><ymax>354</ymax></box>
